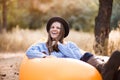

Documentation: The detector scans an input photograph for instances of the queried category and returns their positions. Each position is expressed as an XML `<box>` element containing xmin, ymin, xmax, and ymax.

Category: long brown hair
<box><xmin>46</xmin><ymin>22</ymin><xmax>65</xmax><ymax>54</ymax></box>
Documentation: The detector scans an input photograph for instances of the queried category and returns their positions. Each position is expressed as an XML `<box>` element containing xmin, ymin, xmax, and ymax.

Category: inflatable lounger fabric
<box><xmin>19</xmin><ymin>56</ymin><xmax>102</xmax><ymax>80</ymax></box>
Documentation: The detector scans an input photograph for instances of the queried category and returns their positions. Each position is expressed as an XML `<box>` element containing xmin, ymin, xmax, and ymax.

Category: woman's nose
<box><xmin>53</xmin><ymin>27</ymin><xmax>57</xmax><ymax>30</ymax></box>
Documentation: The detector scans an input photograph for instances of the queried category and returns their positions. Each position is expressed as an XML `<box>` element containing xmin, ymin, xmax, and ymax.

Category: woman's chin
<box><xmin>51</xmin><ymin>37</ymin><xmax>58</xmax><ymax>40</ymax></box>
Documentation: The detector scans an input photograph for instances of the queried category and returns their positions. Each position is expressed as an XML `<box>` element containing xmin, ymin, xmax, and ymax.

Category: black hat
<box><xmin>46</xmin><ymin>17</ymin><xmax>69</xmax><ymax>37</ymax></box>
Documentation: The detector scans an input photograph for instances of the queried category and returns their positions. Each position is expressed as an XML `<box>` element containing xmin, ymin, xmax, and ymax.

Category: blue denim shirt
<box><xmin>26</xmin><ymin>41</ymin><xmax>84</xmax><ymax>60</ymax></box>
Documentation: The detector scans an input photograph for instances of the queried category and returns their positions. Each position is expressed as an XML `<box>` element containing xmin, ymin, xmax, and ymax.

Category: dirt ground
<box><xmin>0</xmin><ymin>53</ymin><xmax>109</xmax><ymax>80</ymax></box>
<box><xmin>0</xmin><ymin>53</ymin><xmax>24</xmax><ymax>80</ymax></box>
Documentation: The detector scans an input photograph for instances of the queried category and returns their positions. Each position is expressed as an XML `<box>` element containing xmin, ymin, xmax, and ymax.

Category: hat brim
<box><xmin>46</xmin><ymin>17</ymin><xmax>69</xmax><ymax>38</ymax></box>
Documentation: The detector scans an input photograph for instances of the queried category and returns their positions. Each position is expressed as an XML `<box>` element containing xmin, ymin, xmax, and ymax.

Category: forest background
<box><xmin>0</xmin><ymin>0</ymin><xmax>120</xmax><ymax>55</ymax></box>
<box><xmin>0</xmin><ymin>0</ymin><xmax>120</xmax><ymax>80</ymax></box>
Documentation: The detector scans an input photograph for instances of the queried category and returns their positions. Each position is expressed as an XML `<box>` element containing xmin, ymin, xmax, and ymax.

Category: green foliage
<box><xmin>111</xmin><ymin>0</ymin><xmax>120</xmax><ymax>29</ymax></box>
<box><xmin>27</xmin><ymin>10</ymin><xmax>43</xmax><ymax>29</ymax></box>
<box><xmin>1</xmin><ymin>0</ymin><xmax>120</xmax><ymax>32</ymax></box>
<box><xmin>0</xmin><ymin>0</ymin><xmax>99</xmax><ymax>31</ymax></box>
<box><xmin>6</xmin><ymin>0</ymin><xmax>30</xmax><ymax>30</ymax></box>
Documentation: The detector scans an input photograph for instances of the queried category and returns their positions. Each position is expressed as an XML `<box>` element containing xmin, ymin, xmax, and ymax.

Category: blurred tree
<box><xmin>94</xmin><ymin>0</ymin><xmax>113</xmax><ymax>56</ymax></box>
<box><xmin>0</xmin><ymin>0</ymin><xmax>8</xmax><ymax>32</ymax></box>
<box><xmin>7</xmin><ymin>0</ymin><xmax>31</xmax><ymax>30</ymax></box>
<box><xmin>0</xmin><ymin>18</ymin><xmax>1</xmax><ymax>33</ymax></box>
<box><xmin>0</xmin><ymin>1</ymin><xmax>2</xmax><ymax>32</ymax></box>
<box><xmin>28</xmin><ymin>0</ymin><xmax>98</xmax><ymax>31</ymax></box>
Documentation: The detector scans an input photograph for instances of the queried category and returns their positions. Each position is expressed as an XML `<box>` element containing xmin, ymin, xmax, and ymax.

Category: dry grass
<box><xmin>65</xmin><ymin>30</ymin><xmax>94</xmax><ymax>53</ymax></box>
<box><xmin>108</xmin><ymin>28</ymin><xmax>120</xmax><ymax>55</ymax></box>
<box><xmin>0</xmin><ymin>27</ymin><xmax>47</xmax><ymax>52</ymax></box>
<box><xmin>0</xmin><ymin>28</ymin><xmax>120</xmax><ymax>55</ymax></box>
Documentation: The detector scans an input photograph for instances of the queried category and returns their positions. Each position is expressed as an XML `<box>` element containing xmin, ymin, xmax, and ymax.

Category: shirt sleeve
<box><xmin>58</xmin><ymin>41</ymin><xmax>83</xmax><ymax>60</ymax></box>
<box><xmin>26</xmin><ymin>43</ymin><xmax>47</xmax><ymax>59</ymax></box>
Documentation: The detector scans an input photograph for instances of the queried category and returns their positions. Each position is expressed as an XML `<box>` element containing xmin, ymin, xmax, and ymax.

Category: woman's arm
<box><xmin>26</xmin><ymin>43</ymin><xmax>47</xmax><ymax>59</ymax></box>
<box><xmin>58</xmin><ymin>42</ymin><xmax>83</xmax><ymax>60</ymax></box>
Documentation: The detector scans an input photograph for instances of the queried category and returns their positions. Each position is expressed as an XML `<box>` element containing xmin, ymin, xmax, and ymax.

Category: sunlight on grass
<box><xmin>108</xmin><ymin>29</ymin><xmax>120</xmax><ymax>55</ymax></box>
<box><xmin>65</xmin><ymin>30</ymin><xmax>94</xmax><ymax>53</ymax></box>
<box><xmin>0</xmin><ymin>28</ymin><xmax>120</xmax><ymax>55</ymax></box>
<box><xmin>0</xmin><ymin>28</ymin><xmax>47</xmax><ymax>52</ymax></box>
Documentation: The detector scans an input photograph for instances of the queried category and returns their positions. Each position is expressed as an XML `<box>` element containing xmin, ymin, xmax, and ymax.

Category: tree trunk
<box><xmin>94</xmin><ymin>0</ymin><xmax>113</xmax><ymax>56</ymax></box>
<box><xmin>0</xmin><ymin>2</ymin><xmax>2</xmax><ymax>32</ymax></box>
<box><xmin>0</xmin><ymin>18</ymin><xmax>2</xmax><ymax>33</ymax></box>
<box><xmin>2</xmin><ymin>0</ymin><xmax>7</xmax><ymax>31</ymax></box>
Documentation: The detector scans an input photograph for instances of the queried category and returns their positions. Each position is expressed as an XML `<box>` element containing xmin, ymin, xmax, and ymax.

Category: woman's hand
<box><xmin>52</xmin><ymin>41</ymin><xmax>57</xmax><ymax>46</ymax></box>
<box><xmin>44</xmin><ymin>55</ymin><xmax>57</xmax><ymax>58</ymax></box>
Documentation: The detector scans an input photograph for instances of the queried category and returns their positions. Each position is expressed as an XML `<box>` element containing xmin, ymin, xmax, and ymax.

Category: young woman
<box><xmin>26</xmin><ymin>16</ymin><xmax>84</xmax><ymax>60</ymax></box>
<box><xmin>26</xmin><ymin>16</ymin><xmax>120</xmax><ymax>80</ymax></box>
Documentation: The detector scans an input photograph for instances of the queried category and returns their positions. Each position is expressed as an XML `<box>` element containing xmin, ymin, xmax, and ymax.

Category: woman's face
<box><xmin>49</xmin><ymin>21</ymin><xmax>61</xmax><ymax>40</ymax></box>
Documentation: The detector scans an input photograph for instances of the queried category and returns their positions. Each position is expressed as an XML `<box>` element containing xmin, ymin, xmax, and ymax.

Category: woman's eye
<box><xmin>50</xmin><ymin>26</ymin><xmax>61</xmax><ymax>29</ymax></box>
<box><xmin>51</xmin><ymin>26</ymin><xmax>54</xmax><ymax>29</ymax></box>
<box><xmin>57</xmin><ymin>27</ymin><xmax>61</xmax><ymax>29</ymax></box>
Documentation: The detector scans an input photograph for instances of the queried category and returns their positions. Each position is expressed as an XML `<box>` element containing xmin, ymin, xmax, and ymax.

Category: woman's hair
<box><xmin>46</xmin><ymin>22</ymin><xmax>65</xmax><ymax>54</ymax></box>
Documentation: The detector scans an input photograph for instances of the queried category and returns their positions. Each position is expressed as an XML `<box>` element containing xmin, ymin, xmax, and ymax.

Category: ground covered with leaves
<box><xmin>0</xmin><ymin>53</ymin><xmax>24</xmax><ymax>80</ymax></box>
